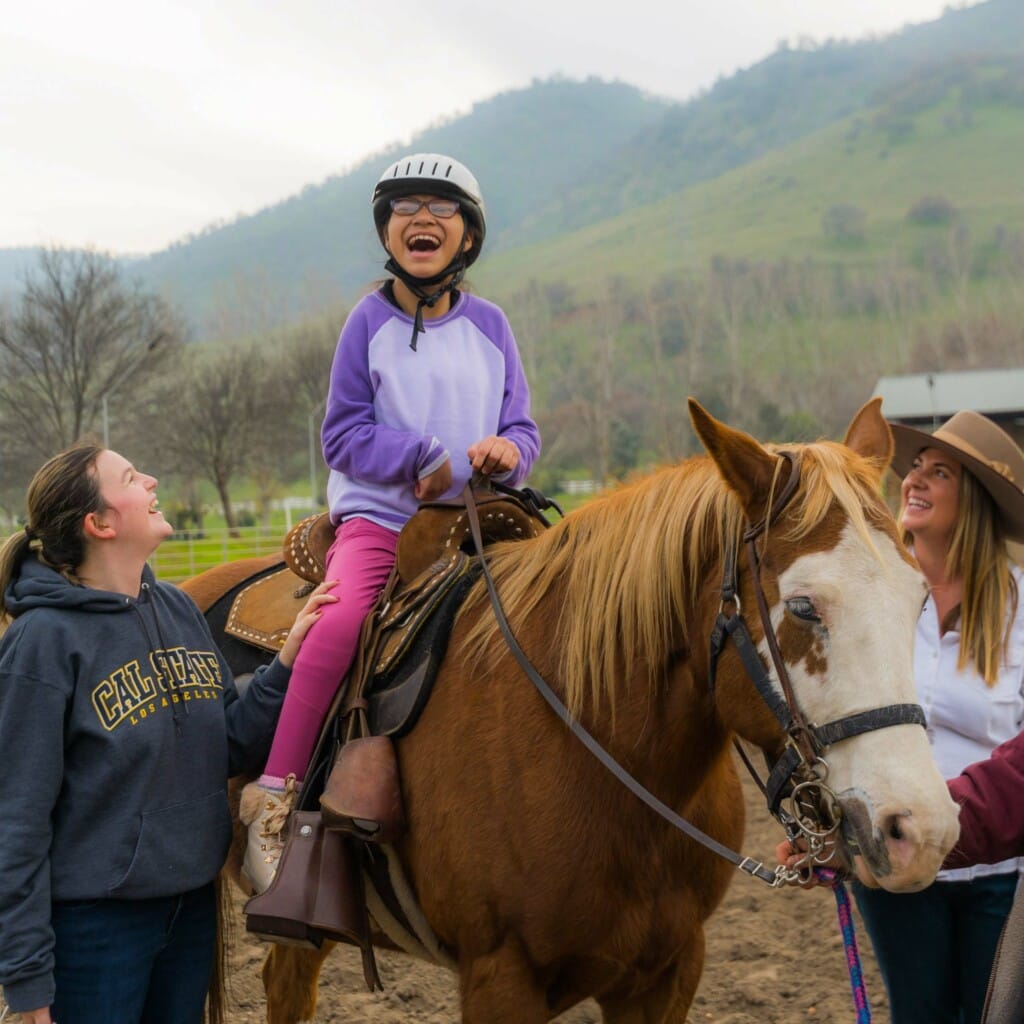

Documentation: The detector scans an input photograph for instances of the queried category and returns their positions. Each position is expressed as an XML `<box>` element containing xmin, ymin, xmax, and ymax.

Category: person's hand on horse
<box><xmin>279</xmin><ymin>579</ymin><xmax>339</xmax><ymax>668</ymax></box>
<box><xmin>468</xmin><ymin>435</ymin><xmax>520</xmax><ymax>478</ymax></box>
<box><xmin>775</xmin><ymin>835</ymin><xmax>871</xmax><ymax>889</ymax></box>
<box><xmin>775</xmin><ymin>836</ymin><xmax>823</xmax><ymax>889</ymax></box>
<box><xmin>415</xmin><ymin>459</ymin><xmax>453</xmax><ymax>502</ymax></box>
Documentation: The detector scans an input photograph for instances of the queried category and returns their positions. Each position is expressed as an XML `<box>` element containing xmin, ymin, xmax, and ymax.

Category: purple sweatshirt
<box><xmin>322</xmin><ymin>289</ymin><xmax>541</xmax><ymax>530</ymax></box>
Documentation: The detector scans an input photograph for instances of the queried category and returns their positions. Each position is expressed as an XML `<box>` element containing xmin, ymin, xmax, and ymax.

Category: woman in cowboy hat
<box><xmin>852</xmin><ymin>410</ymin><xmax>1024</xmax><ymax>1024</ymax></box>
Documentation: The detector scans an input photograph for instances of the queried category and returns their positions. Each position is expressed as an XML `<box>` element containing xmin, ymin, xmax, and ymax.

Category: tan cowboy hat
<box><xmin>890</xmin><ymin>410</ymin><xmax>1024</xmax><ymax>542</ymax></box>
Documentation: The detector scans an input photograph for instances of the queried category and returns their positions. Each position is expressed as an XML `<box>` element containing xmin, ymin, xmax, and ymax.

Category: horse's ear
<box><xmin>688</xmin><ymin>398</ymin><xmax>784</xmax><ymax>524</ymax></box>
<box><xmin>842</xmin><ymin>396</ymin><xmax>893</xmax><ymax>481</ymax></box>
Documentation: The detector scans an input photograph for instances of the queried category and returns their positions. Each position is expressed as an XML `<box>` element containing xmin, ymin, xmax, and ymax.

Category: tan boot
<box><xmin>239</xmin><ymin>774</ymin><xmax>298</xmax><ymax>895</ymax></box>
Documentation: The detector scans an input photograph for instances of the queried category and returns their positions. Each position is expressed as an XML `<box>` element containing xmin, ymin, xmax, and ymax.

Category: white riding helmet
<box><xmin>371</xmin><ymin>153</ymin><xmax>486</xmax><ymax>266</ymax></box>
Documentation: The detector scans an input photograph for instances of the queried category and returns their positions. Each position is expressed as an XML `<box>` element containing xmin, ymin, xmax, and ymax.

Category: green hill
<box><xmin>131</xmin><ymin>78</ymin><xmax>669</xmax><ymax>330</ymax></box>
<box><xmin>131</xmin><ymin>0</ymin><xmax>1023</xmax><ymax>335</ymax></box>
<box><xmin>538</xmin><ymin>0</ymin><xmax>1024</xmax><ymax>232</ymax></box>
<box><xmin>477</xmin><ymin>54</ymin><xmax>1024</xmax><ymax>297</ymax></box>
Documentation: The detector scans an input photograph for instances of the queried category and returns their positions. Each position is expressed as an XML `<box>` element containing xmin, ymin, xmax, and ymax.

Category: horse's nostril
<box><xmin>888</xmin><ymin>819</ymin><xmax>905</xmax><ymax>842</ymax></box>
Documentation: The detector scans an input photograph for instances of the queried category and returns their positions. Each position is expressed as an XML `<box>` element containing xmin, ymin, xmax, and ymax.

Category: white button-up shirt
<box><xmin>916</xmin><ymin>565</ymin><xmax>1024</xmax><ymax>881</ymax></box>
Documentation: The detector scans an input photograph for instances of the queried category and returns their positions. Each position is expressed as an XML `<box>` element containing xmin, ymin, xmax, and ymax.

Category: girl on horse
<box><xmin>0</xmin><ymin>443</ymin><xmax>332</xmax><ymax>1024</ymax></box>
<box><xmin>240</xmin><ymin>153</ymin><xmax>541</xmax><ymax>894</ymax></box>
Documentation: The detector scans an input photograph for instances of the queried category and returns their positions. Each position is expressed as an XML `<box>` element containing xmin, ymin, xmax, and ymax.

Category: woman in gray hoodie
<box><xmin>0</xmin><ymin>441</ymin><xmax>333</xmax><ymax>1024</ymax></box>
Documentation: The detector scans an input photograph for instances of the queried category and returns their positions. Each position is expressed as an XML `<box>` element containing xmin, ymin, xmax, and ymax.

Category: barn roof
<box><xmin>872</xmin><ymin>368</ymin><xmax>1024</xmax><ymax>425</ymax></box>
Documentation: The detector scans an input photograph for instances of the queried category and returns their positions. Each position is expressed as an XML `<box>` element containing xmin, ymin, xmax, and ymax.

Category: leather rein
<box><xmin>461</xmin><ymin>459</ymin><xmax>925</xmax><ymax>887</ymax></box>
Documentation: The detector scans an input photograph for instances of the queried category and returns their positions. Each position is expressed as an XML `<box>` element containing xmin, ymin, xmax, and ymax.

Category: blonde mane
<box><xmin>460</xmin><ymin>440</ymin><xmax>891</xmax><ymax>720</ymax></box>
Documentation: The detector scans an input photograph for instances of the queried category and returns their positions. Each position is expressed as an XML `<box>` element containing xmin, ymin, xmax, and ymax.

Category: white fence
<box><xmin>147</xmin><ymin>525</ymin><xmax>287</xmax><ymax>583</ymax></box>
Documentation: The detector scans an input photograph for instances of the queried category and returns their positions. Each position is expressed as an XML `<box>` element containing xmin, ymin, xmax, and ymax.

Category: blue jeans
<box><xmin>51</xmin><ymin>882</ymin><xmax>216</xmax><ymax>1024</ymax></box>
<box><xmin>854</xmin><ymin>873</ymin><xmax>1018</xmax><ymax>1024</ymax></box>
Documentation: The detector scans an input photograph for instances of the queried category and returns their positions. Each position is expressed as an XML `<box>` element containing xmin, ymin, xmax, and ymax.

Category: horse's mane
<box><xmin>461</xmin><ymin>440</ymin><xmax>891</xmax><ymax>720</ymax></box>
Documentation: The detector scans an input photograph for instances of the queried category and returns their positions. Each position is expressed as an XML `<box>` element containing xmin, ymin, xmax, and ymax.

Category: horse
<box><xmin>182</xmin><ymin>398</ymin><xmax>960</xmax><ymax>1024</ymax></box>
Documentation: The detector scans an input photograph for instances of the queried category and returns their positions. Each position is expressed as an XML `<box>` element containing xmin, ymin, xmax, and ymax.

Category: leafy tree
<box><xmin>906</xmin><ymin>196</ymin><xmax>958</xmax><ymax>225</ymax></box>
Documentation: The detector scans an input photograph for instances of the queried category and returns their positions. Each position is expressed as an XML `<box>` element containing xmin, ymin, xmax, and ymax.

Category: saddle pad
<box><xmin>366</xmin><ymin>558</ymin><xmax>481</xmax><ymax>738</ymax></box>
<box><xmin>225</xmin><ymin>567</ymin><xmax>312</xmax><ymax>653</ymax></box>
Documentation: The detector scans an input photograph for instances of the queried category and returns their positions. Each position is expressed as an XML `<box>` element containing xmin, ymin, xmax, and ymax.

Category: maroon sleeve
<box><xmin>944</xmin><ymin>731</ymin><xmax>1024</xmax><ymax>869</ymax></box>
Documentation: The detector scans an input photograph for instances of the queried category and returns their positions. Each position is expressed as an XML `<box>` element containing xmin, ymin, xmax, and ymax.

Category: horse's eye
<box><xmin>785</xmin><ymin>597</ymin><xmax>821</xmax><ymax>623</ymax></box>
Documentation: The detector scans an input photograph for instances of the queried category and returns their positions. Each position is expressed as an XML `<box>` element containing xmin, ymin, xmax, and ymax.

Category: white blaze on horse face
<box><xmin>764</xmin><ymin>522</ymin><xmax>960</xmax><ymax>892</ymax></box>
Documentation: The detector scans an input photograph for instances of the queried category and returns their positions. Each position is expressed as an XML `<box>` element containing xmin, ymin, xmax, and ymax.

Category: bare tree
<box><xmin>506</xmin><ymin>280</ymin><xmax>553</xmax><ymax>397</ymax></box>
<box><xmin>272</xmin><ymin>310</ymin><xmax>346</xmax><ymax>412</ymax></box>
<box><xmin>266</xmin><ymin>311</ymin><xmax>347</xmax><ymax>511</ymax></box>
<box><xmin>873</xmin><ymin>255</ymin><xmax>930</xmax><ymax>368</ymax></box>
<box><xmin>0</xmin><ymin>444</ymin><xmax>40</xmax><ymax>527</ymax></box>
<box><xmin>151</xmin><ymin>344</ymin><xmax>286</xmax><ymax>533</ymax></box>
<box><xmin>945</xmin><ymin>221</ymin><xmax>975</xmax><ymax>359</ymax></box>
<box><xmin>0</xmin><ymin>249</ymin><xmax>183</xmax><ymax>465</ymax></box>
<box><xmin>641</xmin><ymin>277</ymin><xmax>692</xmax><ymax>461</ymax></box>
<box><xmin>552</xmin><ymin>278</ymin><xmax>637</xmax><ymax>485</ymax></box>
<box><xmin>705</xmin><ymin>258</ymin><xmax>758</xmax><ymax>425</ymax></box>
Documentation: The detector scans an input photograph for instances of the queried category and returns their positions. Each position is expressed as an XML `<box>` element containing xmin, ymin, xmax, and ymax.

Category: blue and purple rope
<box><xmin>814</xmin><ymin>867</ymin><xmax>872</xmax><ymax>1024</ymax></box>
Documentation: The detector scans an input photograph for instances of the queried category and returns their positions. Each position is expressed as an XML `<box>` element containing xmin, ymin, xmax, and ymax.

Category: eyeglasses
<box><xmin>389</xmin><ymin>197</ymin><xmax>461</xmax><ymax>218</ymax></box>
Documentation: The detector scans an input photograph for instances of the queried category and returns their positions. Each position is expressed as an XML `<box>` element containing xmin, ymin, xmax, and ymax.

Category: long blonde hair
<box><xmin>904</xmin><ymin>469</ymin><xmax>1018</xmax><ymax>685</ymax></box>
<box><xmin>0</xmin><ymin>441</ymin><xmax>106</xmax><ymax>625</ymax></box>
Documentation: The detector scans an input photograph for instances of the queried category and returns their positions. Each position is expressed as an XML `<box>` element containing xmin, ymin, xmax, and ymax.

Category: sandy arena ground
<box><xmin>220</xmin><ymin>763</ymin><xmax>891</xmax><ymax>1023</ymax></box>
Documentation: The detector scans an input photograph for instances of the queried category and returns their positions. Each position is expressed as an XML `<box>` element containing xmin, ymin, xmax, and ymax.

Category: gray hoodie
<box><xmin>0</xmin><ymin>557</ymin><xmax>290</xmax><ymax>1013</ymax></box>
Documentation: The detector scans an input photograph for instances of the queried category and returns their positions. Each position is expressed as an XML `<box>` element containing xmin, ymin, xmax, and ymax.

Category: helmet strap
<box><xmin>383</xmin><ymin>225</ymin><xmax>469</xmax><ymax>351</ymax></box>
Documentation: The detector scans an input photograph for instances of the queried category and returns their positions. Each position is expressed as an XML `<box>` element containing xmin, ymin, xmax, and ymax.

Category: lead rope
<box><xmin>815</xmin><ymin>867</ymin><xmax>872</xmax><ymax>1023</ymax></box>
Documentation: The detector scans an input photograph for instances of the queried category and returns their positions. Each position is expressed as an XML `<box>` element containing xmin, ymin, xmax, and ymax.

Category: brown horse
<box><xmin>183</xmin><ymin>399</ymin><xmax>960</xmax><ymax>1024</ymax></box>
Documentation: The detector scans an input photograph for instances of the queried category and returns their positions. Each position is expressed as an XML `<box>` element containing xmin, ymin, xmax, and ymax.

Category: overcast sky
<box><xmin>2</xmin><ymin>0</ymin><xmax>962</xmax><ymax>255</ymax></box>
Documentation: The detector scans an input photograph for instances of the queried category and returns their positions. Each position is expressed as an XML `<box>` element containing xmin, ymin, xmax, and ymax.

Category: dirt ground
<box><xmin>219</xmin><ymin>761</ymin><xmax>891</xmax><ymax>1024</ymax></box>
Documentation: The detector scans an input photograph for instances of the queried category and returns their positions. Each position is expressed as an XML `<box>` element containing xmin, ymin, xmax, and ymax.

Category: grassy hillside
<box><xmin>533</xmin><ymin>0</ymin><xmax>1024</xmax><ymax>232</ymax></box>
<box><xmin>453</xmin><ymin>52</ymin><xmax>1024</xmax><ymax>482</ymax></box>
<box><xmin>476</xmin><ymin>57</ymin><xmax>1024</xmax><ymax>300</ymax></box>
<box><xmin>135</xmin><ymin>0</ymin><xmax>1023</xmax><ymax>334</ymax></box>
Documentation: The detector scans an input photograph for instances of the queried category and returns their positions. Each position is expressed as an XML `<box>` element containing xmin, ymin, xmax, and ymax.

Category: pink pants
<box><xmin>263</xmin><ymin>517</ymin><xmax>398</xmax><ymax>781</ymax></box>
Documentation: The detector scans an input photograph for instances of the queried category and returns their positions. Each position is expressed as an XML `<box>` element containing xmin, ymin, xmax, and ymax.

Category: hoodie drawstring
<box><xmin>132</xmin><ymin>584</ymin><xmax>186</xmax><ymax>734</ymax></box>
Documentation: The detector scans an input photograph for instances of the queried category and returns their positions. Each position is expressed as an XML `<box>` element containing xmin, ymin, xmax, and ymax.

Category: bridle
<box><xmin>706</xmin><ymin>451</ymin><xmax>926</xmax><ymax>872</ymax></box>
<box><xmin>462</xmin><ymin>461</ymin><xmax>926</xmax><ymax>887</ymax></box>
